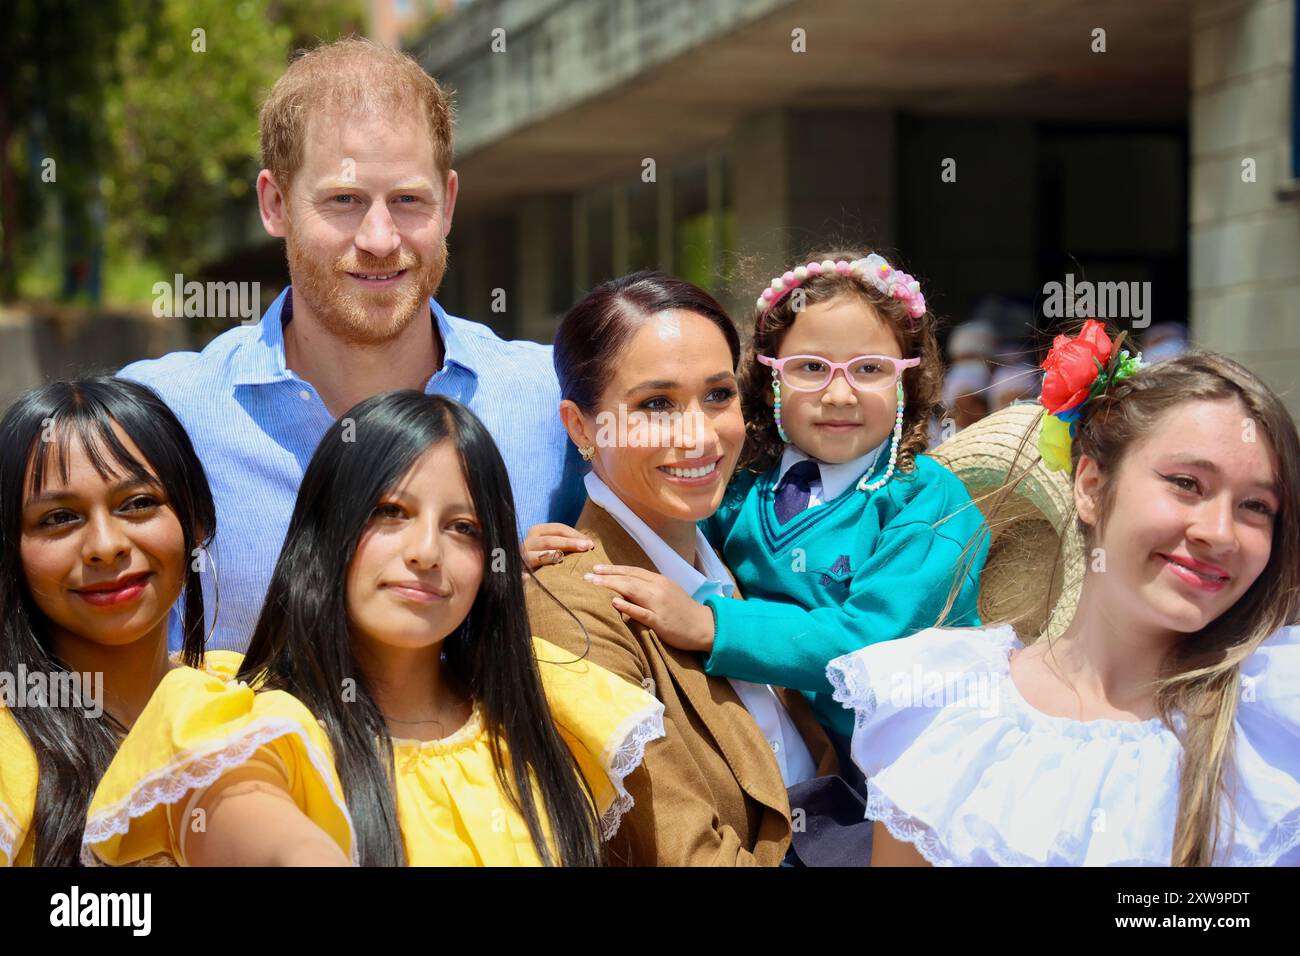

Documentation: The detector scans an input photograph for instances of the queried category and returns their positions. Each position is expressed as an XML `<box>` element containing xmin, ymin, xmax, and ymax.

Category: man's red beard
<box><xmin>285</xmin><ymin>224</ymin><xmax>448</xmax><ymax>347</ymax></box>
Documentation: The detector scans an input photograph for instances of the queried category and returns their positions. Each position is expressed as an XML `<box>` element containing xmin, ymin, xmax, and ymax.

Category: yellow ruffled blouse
<box><xmin>0</xmin><ymin>706</ymin><xmax>39</xmax><ymax>866</ymax></box>
<box><xmin>1</xmin><ymin>651</ymin><xmax>247</xmax><ymax>867</ymax></box>
<box><xmin>82</xmin><ymin>639</ymin><xmax>665</xmax><ymax>866</ymax></box>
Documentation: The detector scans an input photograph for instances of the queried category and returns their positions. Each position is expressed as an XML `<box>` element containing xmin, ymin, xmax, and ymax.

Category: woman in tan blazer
<box><xmin>527</xmin><ymin>272</ymin><xmax>840</xmax><ymax>866</ymax></box>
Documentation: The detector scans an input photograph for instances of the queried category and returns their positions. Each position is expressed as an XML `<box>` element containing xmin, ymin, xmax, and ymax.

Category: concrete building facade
<box><xmin>414</xmin><ymin>0</ymin><xmax>1299</xmax><ymax>415</ymax></box>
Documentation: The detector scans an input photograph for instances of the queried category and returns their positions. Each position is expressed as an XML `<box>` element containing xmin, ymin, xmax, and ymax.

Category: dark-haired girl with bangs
<box><xmin>0</xmin><ymin>377</ymin><xmax>217</xmax><ymax>866</ymax></box>
<box><xmin>83</xmin><ymin>391</ymin><xmax>663</xmax><ymax>866</ymax></box>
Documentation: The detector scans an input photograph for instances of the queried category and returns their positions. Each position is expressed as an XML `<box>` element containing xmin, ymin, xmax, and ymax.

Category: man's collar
<box><xmin>230</xmin><ymin>286</ymin><xmax>478</xmax><ymax>387</ymax></box>
<box><xmin>429</xmin><ymin>296</ymin><xmax>480</xmax><ymax>381</ymax></box>
<box><xmin>229</xmin><ymin>286</ymin><xmax>294</xmax><ymax>386</ymax></box>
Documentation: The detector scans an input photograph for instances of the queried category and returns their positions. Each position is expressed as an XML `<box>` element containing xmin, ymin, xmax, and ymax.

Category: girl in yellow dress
<box><xmin>84</xmin><ymin>392</ymin><xmax>665</xmax><ymax>866</ymax></box>
<box><xmin>0</xmin><ymin>377</ymin><xmax>216</xmax><ymax>866</ymax></box>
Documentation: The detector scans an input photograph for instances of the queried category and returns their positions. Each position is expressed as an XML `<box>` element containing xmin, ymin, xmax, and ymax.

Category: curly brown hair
<box><xmin>737</xmin><ymin>248</ymin><xmax>943</xmax><ymax>475</ymax></box>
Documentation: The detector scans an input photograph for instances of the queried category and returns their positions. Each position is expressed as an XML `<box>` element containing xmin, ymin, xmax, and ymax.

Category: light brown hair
<box><xmin>1073</xmin><ymin>350</ymin><xmax>1299</xmax><ymax>865</ymax></box>
<box><xmin>259</xmin><ymin>37</ymin><xmax>455</xmax><ymax>197</ymax></box>
<box><xmin>946</xmin><ymin>348</ymin><xmax>1300</xmax><ymax>865</ymax></box>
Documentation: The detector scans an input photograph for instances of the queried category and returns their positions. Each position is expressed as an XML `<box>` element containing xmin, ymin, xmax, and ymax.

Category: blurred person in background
<box><xmin>1142</xmin><ymin>322</ymin><xmax>1189</xmax><ymax>365</ymax></box>
<box><xmin>989</xmin><ymin>362</ymin><xmax>1041</xmax><ymax>411</ymax></box>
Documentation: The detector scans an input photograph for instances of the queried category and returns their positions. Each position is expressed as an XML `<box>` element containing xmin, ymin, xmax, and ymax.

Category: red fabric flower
<box><xmin>1040</xmin><ymin>320</ymin><xmax>1114</xmax><ymax>415</ymax></box>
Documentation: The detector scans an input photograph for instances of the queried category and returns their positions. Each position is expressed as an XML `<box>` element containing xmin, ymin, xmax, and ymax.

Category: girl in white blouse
<box><xmin>830</xmin><ymin>346</ymin><xmax>1300</xmax><ymax>867</ymax></box>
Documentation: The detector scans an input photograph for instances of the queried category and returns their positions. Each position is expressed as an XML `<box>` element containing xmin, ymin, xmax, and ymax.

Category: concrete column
<box><xmin>731</xmin><ymin>108</ymin><xmax>899</xmax><ymax>317</ymax></box>
<box><xmin>517</xmin><ymin>193</ymin><xmax>574</xmax><ymax>342</ymax></box>
<box><xmin>1190</xmin><ymin>0</ymin><xmax>1300</xmax><ymax>416</ymax></box>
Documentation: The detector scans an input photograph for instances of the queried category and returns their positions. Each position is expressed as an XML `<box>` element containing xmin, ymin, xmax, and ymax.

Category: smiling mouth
<box><xmin>382</xmin><ymin>582</ymin><xmax>450</xmax><ymax>602</ymax></box>
<box><xmin>73</xmin><ymin>571</ymin><xmax>154</xmax><ymax>606</ymax></box>
<box><xmin>658</xmin><ymin>457</ymin><xmax>721</xmax><ymax>480</ymax></box>
<box><xmin>76</xmin><ymin>571</ymin><xmax>153</xmax><ymax>593</ymax></box>
<box><xmin>1157</xmin><ymin>553</ymin><xmax>1230</xmax><ymax>589</ymax></box>
<box><xmin>347</xmin><ymin>270</ymin><xmax>408</xmax><ymax>282</ymax></box>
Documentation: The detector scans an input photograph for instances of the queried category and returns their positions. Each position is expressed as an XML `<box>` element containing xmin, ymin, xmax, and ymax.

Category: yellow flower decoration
<box><xmin>1038</xmin><ymin>414</ymin><xmax>1074</xmax><ymax>473</ymax></box>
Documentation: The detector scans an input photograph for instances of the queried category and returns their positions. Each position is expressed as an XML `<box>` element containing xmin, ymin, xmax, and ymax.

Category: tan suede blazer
<box><xmin>527</xmin><ymin>499</ymin><xmax>839</xmax><ymax>866</ymax></box>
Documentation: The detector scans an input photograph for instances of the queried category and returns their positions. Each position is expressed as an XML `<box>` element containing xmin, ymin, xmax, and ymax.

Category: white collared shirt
<box><xmin>775</xmin><ymin>436</ymin><xmax>889</xmax><ymax>510</ymax></box>
<box><xmin>584</xmin><ymin>471</ymin><xmax>817</xmax><ymax>787</ymax></box>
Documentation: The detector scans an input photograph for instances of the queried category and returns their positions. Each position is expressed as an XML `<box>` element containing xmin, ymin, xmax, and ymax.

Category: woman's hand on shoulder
<box><xmin>583</xmin><ymin>565</ymin><xmax>716</xmax><ymax>654</ymax></box>
<box><xmin>522</xmin><ymin>522</ymin><xmax>594</xmax><ymax>571</ymax></box>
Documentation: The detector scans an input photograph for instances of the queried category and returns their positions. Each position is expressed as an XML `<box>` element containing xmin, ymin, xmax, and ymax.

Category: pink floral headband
<box><xmin>755</xmin><ymin>253</ymin><xmax>927</xmax><ymax>322</ymax></box>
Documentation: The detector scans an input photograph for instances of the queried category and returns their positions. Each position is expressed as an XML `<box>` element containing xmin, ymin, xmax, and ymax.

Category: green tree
<box><xmin>103</xmin><ymin>0</ymin><xmax>365</xmax><ymax>280</ymax></box>
<box><xmin>1</xmin><ymin>0</ymin><xmax>131</xmax><ymax>301</ymax></box>
<box><xmin>1</xmin><ymin>0</ymin><xmax>366</xmax><ymax>303</ymax></box>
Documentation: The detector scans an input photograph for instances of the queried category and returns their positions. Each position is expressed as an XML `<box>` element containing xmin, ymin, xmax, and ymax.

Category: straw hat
<box><xmin>929</xmin><ymin>402</ymin><xmax>1084</xmax><ymax>642</ymax></box>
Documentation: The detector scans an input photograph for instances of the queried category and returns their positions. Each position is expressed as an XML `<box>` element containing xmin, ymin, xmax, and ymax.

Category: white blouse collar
<box><xmin>584</xmin><ymin>471</ymin><xmax>735</xmax><ymax>602</ymax></box>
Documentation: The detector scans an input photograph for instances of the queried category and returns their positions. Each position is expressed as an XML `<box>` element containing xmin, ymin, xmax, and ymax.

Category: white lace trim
<box><xmin>596</xmin><ymin>698</ymin><xmax>666</xmax><ymax>842</ymax></box>
<box><xmin>0</xmin><ymin>800</ymin><xmax>21</xmax><ymax>867</ymax></box>
<box><xmin>838</xmin><ymin>635</ymin><xmax>1178</xmax><ymax>866</ymax></box>
<box><xmin>864</xmin><ymin>780</ymin><xmax>959</xmax><ymax>867</ymax></box>
<box><xmin>1225</xmin><ymin>804</ymin><xmax>1300</xmax><ymax>867</ymax></box>
<box><xmin>833</xmin><ymin>628</ymin><xmax>1300</xmax><ymax>866</ymax></box>
<box><xmin>866</xmin><ymin>778</ymin><xmax>1192</xmax><ymax>867</ymax></box>
<box><xmin>79</xmin><ymin>717</ymin><xmax>358</xmax><ymax>867</ymax></box>
<box><xmin>827</xmin><ymin>652</ymin><xmax>879</xmax><ymax>730</ymax></box>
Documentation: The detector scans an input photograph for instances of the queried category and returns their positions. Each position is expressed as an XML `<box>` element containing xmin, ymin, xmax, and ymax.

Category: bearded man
<box><xmin>121</xmin><ymin>39</ymin><xmax>583</xmax><ymax>651</ymax></box>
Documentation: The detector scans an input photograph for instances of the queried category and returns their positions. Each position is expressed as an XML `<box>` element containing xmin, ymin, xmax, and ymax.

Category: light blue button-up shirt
<box><xmin>120</xmin><ymin>288</ymin><xmax>585</xmax><ymax>652</ymax></box>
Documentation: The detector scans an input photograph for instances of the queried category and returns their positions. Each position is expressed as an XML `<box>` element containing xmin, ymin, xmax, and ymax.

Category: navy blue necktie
<box><xmin>774</xmin><ymin>460</ymin><xmax>821</xmax><ymax>524</ymax></box>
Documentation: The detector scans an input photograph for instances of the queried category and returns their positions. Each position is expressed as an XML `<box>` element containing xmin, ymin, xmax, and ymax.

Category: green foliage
<box><xmin>1</xmin><ymin>0</ymin><xmax>130</xmax><ymax>299</ymax></box>
<box><xmin>3</xmin><ymin>0</ymin><xmax>366</xmax><ymax>303</ymax></box>
<box><xmin>103</xmin><ymin>0</ymin><xmax>364</xmax><ymax>278</ymax></box>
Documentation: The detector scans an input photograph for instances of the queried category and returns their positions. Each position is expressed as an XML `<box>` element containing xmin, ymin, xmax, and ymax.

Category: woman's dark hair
<box><xmin>737</xmin><ymin>247</ymin><xmax>943</xmax><ymax>475</ymax></box>
<box><xmin>553</xmin><ymin>270</ymin><xmax>741</xmax><ymax>412</ymax></box>
<box><xmin>239</xmin><ymin>391</ymin><xmax>602</xmax><ymax>866</ymax></box>
<box><xmin>0</xmin><ymin>377</ymin><xmax>216</xmax><ymax>866</ymax></box>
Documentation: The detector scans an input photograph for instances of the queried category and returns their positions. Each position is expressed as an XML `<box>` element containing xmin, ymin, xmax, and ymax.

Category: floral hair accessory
<box><xmin>1037</xmin><ymin>319</ymin><xmax>1146</xmax><ymax>473</ymax></box>
<box><xmin>756</xmin><ymin>253</ymin><xmax>927</xmax><ymax>320</ymax></box>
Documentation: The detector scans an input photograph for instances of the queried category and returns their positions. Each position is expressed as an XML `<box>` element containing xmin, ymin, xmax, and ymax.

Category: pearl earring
<box><xmin>857</xmin><ymin>382</ymin><xmax>905</xmax><ymax>493</ymax></box>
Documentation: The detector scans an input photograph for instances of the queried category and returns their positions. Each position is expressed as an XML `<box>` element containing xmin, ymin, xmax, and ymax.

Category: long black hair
<box><xmin>0</xmin><ymin>377</ymin><xmax>215</xmax><ymax>865</ymax></box>
<box><xmin>238</xmin><ymin>391</ymin><xmax>602</xmax><ymax>866</ymax></box>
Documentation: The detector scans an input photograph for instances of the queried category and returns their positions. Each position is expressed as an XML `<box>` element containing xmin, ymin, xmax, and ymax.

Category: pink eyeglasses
<box><xmin>758</xmin><ymin>354</ymin><xmax>921</xmax><ymax>392</ymax></box>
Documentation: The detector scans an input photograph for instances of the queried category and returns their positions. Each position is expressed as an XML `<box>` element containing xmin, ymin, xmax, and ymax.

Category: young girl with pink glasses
<box><xmin>572</xmin><ymin>248</ymin><xmax>988</xmax><ymax>758</ymax></box>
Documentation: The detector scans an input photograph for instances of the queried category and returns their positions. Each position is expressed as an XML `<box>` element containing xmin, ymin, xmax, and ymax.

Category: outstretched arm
<box><xmin>172</xmin><ymin>760</ymin><xmax>348</xmax><ymax>867</ymax></box>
